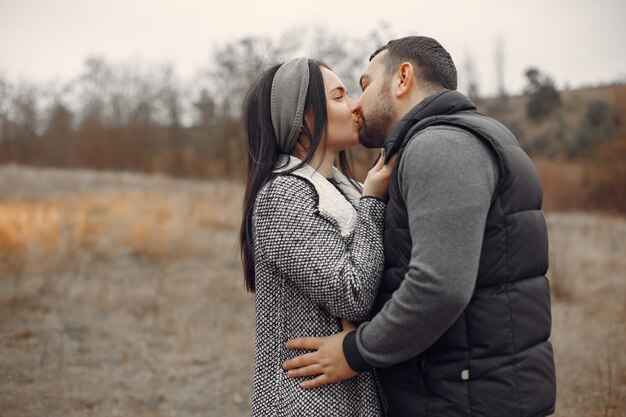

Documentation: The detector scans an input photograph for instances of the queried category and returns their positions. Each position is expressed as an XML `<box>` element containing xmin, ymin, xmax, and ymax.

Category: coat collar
<box><xmin>273</xmin><ymin>155</ymin><xmax>361</xmax><ymax>237</ymax></box>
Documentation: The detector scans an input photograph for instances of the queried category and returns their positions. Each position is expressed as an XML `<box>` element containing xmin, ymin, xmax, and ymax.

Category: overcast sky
<box><xmin>1</xmin><ymin>0</ymin><xmax>625</xmax><ymax>96</ymax></box>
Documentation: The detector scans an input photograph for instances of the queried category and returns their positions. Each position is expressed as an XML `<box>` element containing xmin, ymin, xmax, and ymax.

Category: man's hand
<box><xmin>282</xmin><ymin>320</ymin><xmax>358</xmax><ymax>389</ymax></box>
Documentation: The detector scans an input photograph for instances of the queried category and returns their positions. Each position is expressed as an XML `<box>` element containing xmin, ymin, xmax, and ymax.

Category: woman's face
<box><xmin>320</xmin><ymin>66</ymin><xmax>360</xmax><ymax>151</ymax></box>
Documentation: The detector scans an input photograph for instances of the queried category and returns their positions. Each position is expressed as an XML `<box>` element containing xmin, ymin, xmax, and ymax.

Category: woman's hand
<box><xmin>362</xmin><ymin>148</ymin><xmax>397</xmax><ymax>201</ymax></box>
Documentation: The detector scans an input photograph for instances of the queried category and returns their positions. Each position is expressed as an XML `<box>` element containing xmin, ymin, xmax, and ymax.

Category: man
<box><xmin>283</xmin><ymin>36</ymin><xmax>556</xmax><ymax>417</ymax></box>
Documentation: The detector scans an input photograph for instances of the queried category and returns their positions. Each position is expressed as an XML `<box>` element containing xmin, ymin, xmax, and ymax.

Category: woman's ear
<box><xmin>293</xmin><ymin>134</ymin><xmax>310</xmax><ymax>159</ymax></box>
<box><xmin>296</xmin><ymin>112</ymin><xmax>314</xmax><ymax>153</ymax></box>
<box><xmin>302</xmin><ymin>110</ymin><xmax>314</xmax><ymax>135</ymax></box>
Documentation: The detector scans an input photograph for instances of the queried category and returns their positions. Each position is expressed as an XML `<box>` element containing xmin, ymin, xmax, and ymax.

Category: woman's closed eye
<box><xmin>329</xmin><ymin>86</ymin><xmax>347</xmax><ymax>101</ymax></box>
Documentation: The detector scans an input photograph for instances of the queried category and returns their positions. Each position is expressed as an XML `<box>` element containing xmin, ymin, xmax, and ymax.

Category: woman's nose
<box><xmin>347</xmin><ymin>96</ymin><xmax>360</xmax><ymax>114</ymax></box>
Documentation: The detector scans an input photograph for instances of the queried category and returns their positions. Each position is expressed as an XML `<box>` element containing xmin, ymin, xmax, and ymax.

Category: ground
<box><xmin>0</xmin><ymin>165</ymin><xmax>624</xmax><ymax>416</ymax></box>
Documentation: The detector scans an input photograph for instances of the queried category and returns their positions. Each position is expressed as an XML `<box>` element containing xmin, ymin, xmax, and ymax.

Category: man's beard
<box><xmin>359</xmin><ymin>83</ymin><xmax>395</xmax><ymax>148</ymax></box>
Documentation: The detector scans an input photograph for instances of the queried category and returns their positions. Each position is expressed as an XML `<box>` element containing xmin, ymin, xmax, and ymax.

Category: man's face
<box><xmin>357</xmin><ymin>50</ymin><xmax>396</xmax><ymax>148</ymax></box>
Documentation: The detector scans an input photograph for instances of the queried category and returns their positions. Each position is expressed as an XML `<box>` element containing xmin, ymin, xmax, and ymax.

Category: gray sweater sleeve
<box><xmin>343</xmin><ymin>126</ymin><xmax>498</xmax><ymax>370</ymax></box>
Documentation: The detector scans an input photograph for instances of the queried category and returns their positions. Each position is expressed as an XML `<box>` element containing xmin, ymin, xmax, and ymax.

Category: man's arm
<box><xmin>344</xmin><ymin>126</ymin><xmax>498</xmax><ymax>370</ymax></box>
<box><xmin>283</xmin><ymin>127</ymin><xmax>498</xmax><ymax>386</ymax></box>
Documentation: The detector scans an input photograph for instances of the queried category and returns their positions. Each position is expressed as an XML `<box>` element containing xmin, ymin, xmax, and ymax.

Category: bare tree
<box><xmin>43</xmin><ymin>100</ymin><xmax>75</xmax><ymax>165</ymax></box>
<box><xmin>307</xmin><ymin>22</ymin><xmax>395</xmax><ymax>97</ymax></box>
<box><xmin>193</xmin><ymin>88</ymin><xmax>216</xmax><ymax>128</ymax></box>
<box><xmin>495</xmin><ymin>36</ymin><xmax>506</xmax><ymax>98</ymax></box>
<box><xmin>208</xmin><ymin>35</ymin><xmax>303</xmax><ymax>118</ymax></box>
<box><xmin>156</xmin><ymin>65</ymin><xmax>182</xmax><ymax>130</ymax></box>
<box><xmin>463</xmin><ymin>54</ymin><xmax>480</xmax><ymax>101</ymax></box>
<box><xmin>0</xmin><ymin>77</ymin><xmax>10</xmax><ymax>144</ymax></box>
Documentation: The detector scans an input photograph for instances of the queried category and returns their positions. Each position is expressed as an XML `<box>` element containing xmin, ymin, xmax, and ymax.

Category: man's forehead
<box><xmin>363</xmin><ymin>49</ymin><xmax>387</xmax><ymax>77</ymax></box>
<box><xmin>370</xmin><ymin>49</ymin><xmax>388</xmax><ymax>64</ymax></box>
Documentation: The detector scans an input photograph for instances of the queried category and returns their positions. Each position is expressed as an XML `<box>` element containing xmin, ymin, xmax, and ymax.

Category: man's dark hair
<box><xmin>371</xmin><ymin>36</ymin><xmax>457</xmax><ymax>91</ymax></box>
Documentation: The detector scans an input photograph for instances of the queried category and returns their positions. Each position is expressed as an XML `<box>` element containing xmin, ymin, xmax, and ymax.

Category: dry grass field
<box><xmin>0</xmin><ymin>165</ymin><xmax>624</xmax><ymax>417</ymax></box>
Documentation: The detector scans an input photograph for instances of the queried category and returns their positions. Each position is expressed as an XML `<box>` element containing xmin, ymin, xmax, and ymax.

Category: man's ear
<box><xmin>394</xmin><ymin>62</ymin><xmax>415</xmax><ymax>98</ymax></box>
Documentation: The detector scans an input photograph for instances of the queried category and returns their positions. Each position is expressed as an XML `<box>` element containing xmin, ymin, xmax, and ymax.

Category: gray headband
<box><xmin>270</xmin><ymin>57</ymin><xmax>310</xmax><ymax>154</ymax></box>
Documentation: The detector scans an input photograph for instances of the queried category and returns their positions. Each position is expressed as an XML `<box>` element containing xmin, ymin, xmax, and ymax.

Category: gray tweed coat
<box><xmin>250</xmin><ymin>155</ymin><xmax>388</xmax><ymax>416</ymax></box>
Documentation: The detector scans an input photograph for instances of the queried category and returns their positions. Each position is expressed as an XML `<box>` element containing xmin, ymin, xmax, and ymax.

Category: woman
<box><xmin>239</xmin><ymin>57</ymin><xmax>393</xmax><ymax>416</ymax></box>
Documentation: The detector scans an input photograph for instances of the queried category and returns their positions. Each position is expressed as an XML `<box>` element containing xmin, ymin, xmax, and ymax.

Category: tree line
<box><xmin>1</xmin><ymin>26</ymin><xmax>624</xmax><ymax>190</ymax></box>
<box><xmin>0</xmin><ymin>26</ymin><xmax>396</xmax><ymax>179</ymax></box>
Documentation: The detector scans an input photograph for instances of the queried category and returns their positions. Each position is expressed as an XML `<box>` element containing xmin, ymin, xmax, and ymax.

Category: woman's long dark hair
<box><xmin>239</xmin><ymin>59</ymin><xmax>358</xmax><ymax>292</ymax></box>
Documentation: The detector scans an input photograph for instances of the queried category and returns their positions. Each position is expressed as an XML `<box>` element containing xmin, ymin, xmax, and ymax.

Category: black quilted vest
<box><xmin>374</xmin><ymin>91</ymin><xmax>556</xmax><ymax>417</ymax></box>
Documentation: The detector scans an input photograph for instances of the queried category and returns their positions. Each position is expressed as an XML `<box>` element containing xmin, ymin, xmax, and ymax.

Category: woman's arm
<box><xmin>253</xmin><ymin>175</ymin><xmax>386</xmax><ymax>322</ymax></box>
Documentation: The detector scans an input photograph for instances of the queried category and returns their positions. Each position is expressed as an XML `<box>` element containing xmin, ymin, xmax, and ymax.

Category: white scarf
<box><xmin>273</xmin><ymin>155</ymin><xmax>362</xmax><ymax>237</ymax></box>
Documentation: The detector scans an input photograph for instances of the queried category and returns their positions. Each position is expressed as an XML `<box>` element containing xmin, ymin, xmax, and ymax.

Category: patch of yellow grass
<box><xmin>0</xmin><ymin>203</ymin><xmax>63</xmax><ymax>273</ymax></box>
<box><xmin>0</xmin><ymin>176</ymin><xmax>243</xmax><ymax>275</ymax></box>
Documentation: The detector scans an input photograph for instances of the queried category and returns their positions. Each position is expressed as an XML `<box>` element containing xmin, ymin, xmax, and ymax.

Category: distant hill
<box><xmin>465</xmin><ymin>83</ymin><xmax>626</xmax><ymax>213</ymax></box>
<box><xmin>476</xmin><ymin>83</ymin><xmax>626</xmax><ymax>159</ymax></box>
